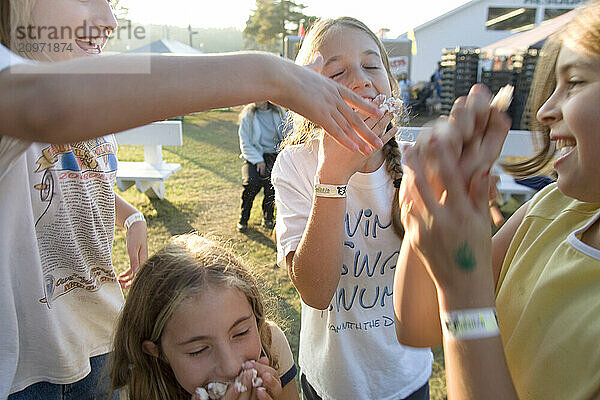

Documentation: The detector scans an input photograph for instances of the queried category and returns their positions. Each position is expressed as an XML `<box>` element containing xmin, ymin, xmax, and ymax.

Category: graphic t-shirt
<box><xmin>0</xmin><ymin>45</ymin><xmax>124</xmax><ymax>394</ymax></box>
<box><xmin>272</xmin><ymin>140</ymin><xmax>432</xmax><ymax>400</ymax></box>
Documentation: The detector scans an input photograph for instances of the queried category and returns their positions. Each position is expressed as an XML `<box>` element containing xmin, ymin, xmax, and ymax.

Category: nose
<box><xmin>214</xmin><ymin>345</ymin><xmax>242</xmax><ymax>380</ymax></box>
<box><xmin>347</xmin><ymin>66</ymin><xmax>372</xmax><ymax>91</ymax></box>
<box><xmin>90</xmin><ymin>0</ymin><xmax>118</xmax><ymax>36</ymax></box>
<box><xmin>536</xmin><ymin>86</ymin><xmax>562</xmax><ymax>127</ymax></box>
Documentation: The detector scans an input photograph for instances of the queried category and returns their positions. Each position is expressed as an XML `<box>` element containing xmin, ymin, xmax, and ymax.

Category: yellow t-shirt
<box><xmin>497</xmin><ymin>183</ymin><xmax>600</xmax><ymax>400</ymax></box>
<box><xmin>266</xmin><ymin>321</ymin><xmax>297</xmax><ymax>387</ymax></box>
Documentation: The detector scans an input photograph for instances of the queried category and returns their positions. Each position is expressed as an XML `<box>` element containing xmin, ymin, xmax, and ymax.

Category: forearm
<box><xmin>114</xmin><ymin>193</ymin><xmax>140</xmax><ymax>228</ymax></box>
<box><xmin>393</xmin><ymin>241</ymin><xmax>442</xmax><ymax>347</ymax></box>
<box><xmin>443</xmin><ymin>332</ymin><xmax>517</xmax><ymax>399</ymax></box>
<box><xmin>0</xmin><ymin>52</ymin><xmax>289</xmax><ymax>143</ymax></box>
<box><xmin>438</xmin><ymin>274</ymin><xmax>516</xmax><ymax>399</ymax></box>
<box><xmin>291</xmin><ymin>196</ymin><xmax>346</xmax><ymax>310</ymax></box>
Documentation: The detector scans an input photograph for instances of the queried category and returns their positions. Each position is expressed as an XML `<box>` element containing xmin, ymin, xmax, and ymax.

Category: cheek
<box><xmin>168</xmin><ymin>355</ymin><xmax>211</xmax><ymax>395</ymax></box>
<box><xmin>240</xmin><ymin>328</ymin><xmax>262</xmax><ymax>361</ymax></box>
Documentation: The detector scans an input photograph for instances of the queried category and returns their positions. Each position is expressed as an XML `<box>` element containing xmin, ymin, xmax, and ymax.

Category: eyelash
<box><xmin>234</xmin><ymin>329</ymin><xmax>249</xmax><ymax>338</ymax></box>
<box><xmin>329</xmin><ymin>65</ymin><xmax>380</xmax><ymax>79</ymax></box>
<box><xmin>188</xmin><ymin>330</ymin><xmax>249</xmax><ymax>356</ymax></box>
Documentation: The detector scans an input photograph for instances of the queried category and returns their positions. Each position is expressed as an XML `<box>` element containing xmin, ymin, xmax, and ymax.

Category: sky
<box><xmin>120</xmin><ymin>0</ymin><xmax>472</xmax><ymax>38</ymax></box>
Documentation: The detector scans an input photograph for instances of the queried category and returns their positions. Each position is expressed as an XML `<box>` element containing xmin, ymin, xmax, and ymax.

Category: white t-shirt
<box><xmin>0</xmin><ymin>45</ymin><xmax>124</xmax><ymax>396</ymax></box>
<box><xmin>272</xmin><ymin>141</ymin><xmax>432</xmax><ymax>400</ymax></box>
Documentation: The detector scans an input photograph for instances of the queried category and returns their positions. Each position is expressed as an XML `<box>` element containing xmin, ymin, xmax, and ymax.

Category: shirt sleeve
<box><xmin>267</xmin><ymin>322</ymin><xmax>297</xmax><ymax>388</ymax></box>
<box><xmin>271</xmin><ymin>148</ymin><xmax>314</xmax><ymax>267</ymax></box>
<box><xmin>0</xmin><ymin>44</ymin><xmax>32</xmax><ymax>180</ymax></box>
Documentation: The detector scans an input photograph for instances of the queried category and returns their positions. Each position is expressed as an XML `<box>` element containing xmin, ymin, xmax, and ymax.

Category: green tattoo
<box><xmin>454</xmin><ymin>241</ymin><xmax>476</xmax><ymax>271</ymax></box>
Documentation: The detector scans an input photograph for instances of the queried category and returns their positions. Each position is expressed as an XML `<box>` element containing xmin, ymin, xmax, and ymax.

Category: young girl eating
<box><xmin>272</xmin><ymin>17</ymin><xmax>433</xmax><ymax>400</ymax></box>
<box><xmin>111</xmin><ymin>233</ymin><xmax>299</xmax><ymax>400</ymax></box>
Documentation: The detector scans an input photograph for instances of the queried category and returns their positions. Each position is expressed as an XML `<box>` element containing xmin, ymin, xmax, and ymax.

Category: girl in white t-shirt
<box><xmin>111</xmin><ymin>233</ymin><xmax>299</xmax><ymax>400</ymax></box>
<box><xmin>272</xmin><ymin>17</ymin><xmax>433</xmax><ymax>400</ymax></box>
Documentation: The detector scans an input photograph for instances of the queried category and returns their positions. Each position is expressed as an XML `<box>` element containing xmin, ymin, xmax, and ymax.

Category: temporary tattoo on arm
<box><xmin>454</xmin><ymin>241</ymin><xmax>476</xmax><ymax>271</ymax></box>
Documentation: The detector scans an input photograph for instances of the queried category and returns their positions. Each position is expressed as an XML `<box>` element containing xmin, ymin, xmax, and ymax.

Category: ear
<box><xmin>142</xmin><ymin>340</ymin><xmax>160</xmax><ymax>358</ymax></box>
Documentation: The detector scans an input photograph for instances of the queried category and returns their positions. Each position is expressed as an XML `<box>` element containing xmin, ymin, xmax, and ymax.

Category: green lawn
<box><xmin>112</xmin><ymin>109</ymin><xmax>448</xmax><ymax>399</ymax></box>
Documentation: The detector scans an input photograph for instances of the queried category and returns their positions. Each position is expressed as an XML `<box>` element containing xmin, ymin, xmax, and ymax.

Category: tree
<box><xmin>244</xmin><ymin>0</ymin><xmax>315</xmax><ymax>51</ymax></box>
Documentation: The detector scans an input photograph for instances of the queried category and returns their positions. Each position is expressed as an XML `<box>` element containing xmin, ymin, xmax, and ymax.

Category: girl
<box><xmin>0</xmin><ymin>1</ymin><xmax>382</xmax><ymax>398</ymax></box>
<box><xmin>394</xmin><ymin>1</ymin><xmax>600</xmax><ymax>399</ymax></box>
<box><xmin>111</xmin><ymin>234</ymin><xmax>299</xmax><ymax>400</ymax></box>
<box><xmin>272</xmin><ymin>17</ymin><xmax>433</xmax><ymax>400</ymax></box>
<box><xmin>4</xmin><ymin>1</ymin><xmax>146</xmax><ymax>399</ymax></box>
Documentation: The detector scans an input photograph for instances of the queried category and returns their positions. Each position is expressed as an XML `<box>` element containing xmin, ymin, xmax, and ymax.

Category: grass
<box><xmin>112</xmin><ymin>109</ymin><xmax>448</xmax><ymax>399</ymax></box>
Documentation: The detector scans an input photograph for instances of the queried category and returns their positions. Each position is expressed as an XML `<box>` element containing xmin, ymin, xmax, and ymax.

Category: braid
<box><xmin>382</xmin><ymin>136</ymin><xmax>405</xmax><ymax>238</ymax></box>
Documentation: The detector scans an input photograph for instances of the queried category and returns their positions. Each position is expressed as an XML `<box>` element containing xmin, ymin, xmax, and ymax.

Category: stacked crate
<box><xmin>512</xmin><ymin>48</ymin><xmax>539</xmax><ymax>129</ymax></box>
<box><xmin>439</xmin><ymin>47</ymin><xmax>480</xmax><ymax>115</ymax></box>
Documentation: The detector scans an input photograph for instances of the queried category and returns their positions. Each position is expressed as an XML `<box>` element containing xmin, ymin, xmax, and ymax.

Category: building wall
<box><xmin>404</xmin><ymin>0</ymin><xmax>582</xmax><ymax>82</ymax></box>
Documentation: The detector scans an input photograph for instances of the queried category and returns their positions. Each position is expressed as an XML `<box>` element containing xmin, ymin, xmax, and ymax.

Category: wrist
<box><xmin>124</xmin><ymin>211</ymin><xmax>146</xmax><ymax>230</ymax></box>
<box><xmin>437</xmin><ymin>279</ymin><xmax>496</xmax><ymax>312</ymax></box>
<box><xmin>316</xmin><ymin>167</ymin><xmax>350</xmax><ymax>186</ymax></box>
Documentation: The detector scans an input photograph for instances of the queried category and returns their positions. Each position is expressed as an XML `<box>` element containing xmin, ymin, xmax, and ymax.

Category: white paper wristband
<box><xmin>441</xmin><ymin>307</ymin><xmax>500</xmax><ymax>340</ymax></box>
<box><xmin>315</xmin><ymin>183</ymin><xmax>347</xmax><ymax>198</ymax></box>
<box><xmin>124</xmin><ymin>212</ymin><xmax>146</xmax><ymax>230</ymax></box>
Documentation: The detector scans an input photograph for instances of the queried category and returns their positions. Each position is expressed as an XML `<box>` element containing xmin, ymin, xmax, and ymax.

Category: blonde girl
<box><xmin>111</xmin><ymin>234</ymin><xmax>299</xmax><ymax>400</ymax></box>
<box><xmin>395</xmin><ymin>1</ymin><xmax>600</xmax><ymax>399</ymax></box>
<box><xmin>273</xmin><ymin>17</ymin><xmax>433</xmax><ymax>400</ymax></box>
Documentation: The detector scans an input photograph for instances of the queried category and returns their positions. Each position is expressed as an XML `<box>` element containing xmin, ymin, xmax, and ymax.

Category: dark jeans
<box><xmin>8</xmin><ymin>353</ymin><xmax>118</xmax><ymax>400</ymax></box>
<box><xmin>240</xmin><ymin>153</ymin><xmax>277</xmax><ymax>224</ymax></box>
<box><xmin>301</xmin><ymin>373</ymin><xmax>429</xmax><ymax>400</ymax></box>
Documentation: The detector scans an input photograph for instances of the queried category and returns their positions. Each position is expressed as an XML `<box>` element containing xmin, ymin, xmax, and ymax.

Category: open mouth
<box><xmin>555</xmin><ymin>138</ymin><xmax>576</xmax><ymax>158</ymax></box>
<box><xmin>74</xmin><ymin>37</ymin><xmax>106</xmax><ymax>55</ymax></box>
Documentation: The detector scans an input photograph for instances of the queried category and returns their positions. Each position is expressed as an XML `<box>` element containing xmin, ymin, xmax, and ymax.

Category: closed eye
<box><xmin>329</xmin><ymin>71</ymin><xmax>344</xmax><ymax>79</ymax></box>
<box><xmin>189</xmin><ymin>347</ymin><xmax>208</xmax><ymax>357</ymax></box>
<box><xmin>234</xmin><ymin>329</ymin><xmax>249</xmax><ymax>338</ymax></box>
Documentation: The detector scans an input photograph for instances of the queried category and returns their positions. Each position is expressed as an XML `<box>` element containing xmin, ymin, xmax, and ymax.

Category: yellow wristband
<box><xmin>314</xmin><ymin>183</ymin><xmax>347</xmax><ymax>198</ymax></box>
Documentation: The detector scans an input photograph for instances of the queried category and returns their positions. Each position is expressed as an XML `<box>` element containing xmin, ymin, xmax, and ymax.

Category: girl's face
<box><xmin>31</xmin><ymin>0</ymin><xmax>117</xmax><ymax>61</ymax></box>
<box><xmin>537</xmin><ymin>44</ymin><xmax>600</xmax><ymax>202</ymax></box>
<box><xmin>319</xmin><ymin>26</ymin><xmax>392</xmax><ymax>101</ymax></box>
<box><xmin>158</xmin><ymin>286</ymin><xmax>262</xmax><ymax>394</ymax></box>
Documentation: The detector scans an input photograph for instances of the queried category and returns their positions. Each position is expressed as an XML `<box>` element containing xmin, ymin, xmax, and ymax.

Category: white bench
<box><xmin>397</xmin><ymin>127</ymin><xmax>538</xmax><ymax>202</ymax></box>
<box><xmin>115</xmin><ymin>121</ymin><xmax>183</xmax><ymax>199</ymax></box>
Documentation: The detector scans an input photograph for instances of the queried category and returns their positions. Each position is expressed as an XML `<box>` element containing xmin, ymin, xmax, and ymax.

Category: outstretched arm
<box><xmin>0</xmin><ymin>51</ymin><xmax>382</xmax><ymax>152</ymax></box>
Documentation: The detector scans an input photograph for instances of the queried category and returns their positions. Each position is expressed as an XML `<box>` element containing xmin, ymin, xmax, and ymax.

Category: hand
<box><xmin>399</xmin><ymin>140</ymin><xmax>496</xmax><ymax>309</ymax></box>
<box><xmin>220</xmin><ymin>360</ymin><xmax>280</xmax><ymax>400</ymax></box>
<box><xmin>256</xmin><ymin>162</ymin><xmax>267</xmax><ymax>177</ymax></box>
<box><xmin>276</xmin><ymin>55</ymin><xmax>384</xmax><ymax>156</ymax></box>
<box><xmin>118</xmin><ymin>220</ymin><xmax>148</xmax><ymax>290</ymax></box>
<box><xmin>316</xmin><ymin>111</ymin><xmax>396</xmax><ymax>184</ymax></box>
<box><xmin>244</xmin><ymin>358</ymin><xmax>283</xmax><ymax>400</ymax></box>
<box><xmin>415</xmin><ymin>84</ymin><xmax>511</xmax><ymax>184</ymax></box>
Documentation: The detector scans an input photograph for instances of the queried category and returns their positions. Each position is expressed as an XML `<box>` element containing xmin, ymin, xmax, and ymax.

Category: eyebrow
<box><xmin>558</xmin><ymin>60</ymin><xmax>597</xmax><ymax>75</ymax></box>
<box><xmin>177</xmin><ymin>315</ymin><xmax>253</xmax><ymax>346</ymax></box>
<box><xmin>323</xmin><ymin>49</ymin><xmax>381</xmax><ymax>68</ymax></box>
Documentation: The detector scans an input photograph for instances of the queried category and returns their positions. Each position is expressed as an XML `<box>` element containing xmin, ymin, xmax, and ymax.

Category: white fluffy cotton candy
<box><xmin>191</xmin><ymin>366</ymin><xmax>264</xmax><ymax>400</ymax></box>
<box><xmin>373</xmin><ymin>94</ymin><xmax>404</xmax><ymax>117</ymax></box>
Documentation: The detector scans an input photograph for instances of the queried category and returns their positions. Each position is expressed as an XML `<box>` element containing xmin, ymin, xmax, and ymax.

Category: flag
<box><xmin>407</xmin><ymin>29</ymin><xmax>417</xmax><ymax>55</ymax></box>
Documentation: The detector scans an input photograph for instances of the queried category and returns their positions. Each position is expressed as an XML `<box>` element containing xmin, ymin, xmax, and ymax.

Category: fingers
<box><xmin>117</xmin><ymin>268</ymin><xmax>134</xmax><ymax>290</ymax></box>
<box><xmin>305</xmin><ymin>52</ymin><xmax>323</xmax><ymax>73</ymax></box>
<box><xmin>325</xmin><ymin>108</ymin><xmax>369</xmax><ymax>156</ymax></box>
<box><xmin>464</xmin><ymin>84</ymin><xmax>493</xmax><ymax>142</ymax></box>
<box><xmin>243</xmin><ymin>359</ymin><xmax>281</xmax><ymax>400</ymax></box>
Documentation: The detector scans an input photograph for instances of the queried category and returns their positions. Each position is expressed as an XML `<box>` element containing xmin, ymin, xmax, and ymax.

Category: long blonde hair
<box><xmin>0</xmin><ymin>0</ymin><xmax>36</xmax><ymax>50</ymax></box>
<box><xmin>110</xmin><ymin>234</ymin><xmax>278</xmax><ymax>400</ymax></box>
<box><xmin>282</xmin><ymin>17</ymin><xmax>405</xmax><ymax>237</ymax></box>
<box><xmin>502</xmin><ymin>0</ymin><xmax>600</xmax><ymax>177</ymax></box>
